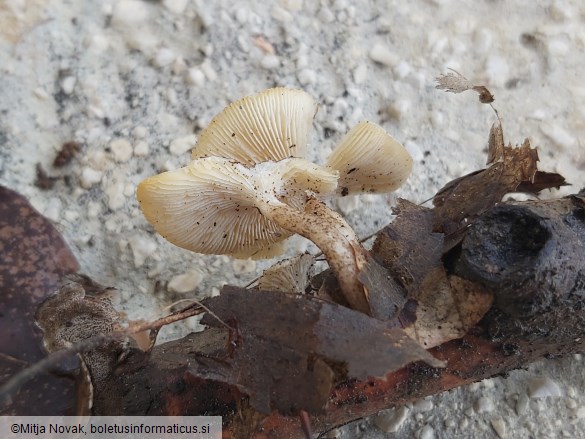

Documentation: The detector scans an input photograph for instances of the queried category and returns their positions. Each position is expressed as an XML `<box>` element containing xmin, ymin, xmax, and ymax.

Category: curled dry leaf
<box><xmin>433</xmin><ymin>123</ymin><xmax>566</xmax><ymax>242</ymax></box>
<box><xmin>372</xmin><ymin>200</ymin><xmax>493</xmax><ymax>348</ymax></box>
<box><xmin>200</xmin><ymin>287</ymin><xmax>444</xmax><ymax>415</ymax></box>
<box><xmin>0</xmin><ymin>185</ymin><xmax>79</xmax><ymax>415</ymax></box>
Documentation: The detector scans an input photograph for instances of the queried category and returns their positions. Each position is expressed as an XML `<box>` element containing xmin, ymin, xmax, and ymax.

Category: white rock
<box><xmin>60</xmin><ymin>76</ymin><xmax>76</xmax><ymax>95</ymax></box>
<box><xmin>133</xmin><ymin>125</ymin><xmax>148</xmax><ymax>139</ymax></box>
<box><xmin>385</xmin><ymin>99</ymin><xmax>410</xmax><ymax>120</ymax></box>
<box><xmin>80</xmin><ymin>167</ymin><xmax>103</xmax><ymax>188</ymax></box>
<box><xmin>474</xmin><ymin>396</ymin><xmax>495</xmax><ymax>413</ymax></box>
<box><xmin>162</xmin><ymin>0</ymin><xmax>189</xmax><ymax>14</ymax></box>
<box><xmin>134</xmin><ymin>141</ymin><xmax>150</xmax><ymax>156</ymax></box>
<box><xmin>353</xmin><ymin>64</ymin><xmax>367</xmax><ymax>84</ymax></box>
<box><xmin>64</xmin><ymin>210</ymin><xmax>79</xmax><ymax>222</ymax></box>
<box><xmin>490</xmin><ymin>418</ymin><xmax>506</xmax><ymax>438</ymax></box>
<box><xmin>110</xmin><ymin>139</ymin><xmax>133</xmax><ymax>162</ymax></box>
<box><xmin>374</xmin><ymin>406</ymin><xmax>409</xmax><ymax>433</ymax></box>
<box><xmin>418</xmin><ymin>425</ymin><xmax>435</xmax><ymax>439</ymax></box>
<box><xmin>44</xmin><ymin>197</ymin><xmax>62</xmax><ymax>222</ymax></box>
<box><xmin>168</xmin><ymin>270</ymin><xmax>204</xmax><ymax>293</ymax></box>
<box><xmin>153</xmin><ymin>47</ymin><xmax>176</xmax><ymax>67</ymax></box>
<box><xmin>33</xmin><ymin>87</ymin><xmax>50</xmax><ymax>100</ymax></box>
<box><xmin>369</xmin><ymin>43</ymin><xmax>398</xmax><ymax>67</ymax></box>
<box><xmin>112</xmin><ymin>0</ymin><xmax>149</xmax><ymax>27</ymax></box>
<box><xmin>528</xmin><ymin>377</ymin><xmax>563</xmax><ymax>398</ymax></box>
<box><xmin>324</xmin><ymin>427</ymin><xmax>341</xmax><ymax>438</ymax></box>
<box><xmin>271</xmin><ymin>6</ymin><xmax>293</xmax><ymax>22</ymax></box>
<box><xmin>413</xmin><ymin>398</ymin><xmax>434</xmax><ymax>413</ymax></box>
<box><xmin>575</xmin><ymin>406</ymin><xmax>585</xmax><ymax>419</ymax></box>
<box><xmin>172</xmin><ymin>57</ymin><xmax>187</xmax><ymax>75</ymax></box>
<box><xmin>200</xmin><ymin>60</ymin><xmax>218</xmax><ymax>81</ymax></box>
<box><xmin>393</xmin><ymin>60</ymin><xmax>411</xmax><ymax>79</ymax></box>
<box><xmin>232</xmin><ymin>259</ymin><xmax>256</xmax><ymax>274</ymax></box>
<box><xmin>318</xmin><ymin>7</ymin><xmax>335</xmax><ymax>23</ymax></box>
<box><xmin>87</xmin><ymin>201</ymin><xmax>102</xmax><ymax>219</ymax></box>
<box><xmin>170</xmin><ymin>134</ymin><xmax>197</xmax><ymax>155</ymax></box>
<box><xmin>298</xmin><ymin>68</ymin><xmax>317</xmax><ymax>85</ymax></box>
<box><xmin>128</xmin><ymin>234</ymin><xmax>157</xmax><ymax>268</ymax></box>
<box><xmin>261</xmin><ymin>54</ymin><xmax>280</xmax><ymax>69</ymax></box>
<box><xmin>282</xmin><ymin>0</ymin><xmax>303</xmax><ymax>11</ymax></box>
<box><xmin>234</xmin><ymin>7</ymin><xmax>248</xmax><ymax>23</ymax></box>
<box><xmin>515</xmin><ymin>393</ymin><xmax>529</xmax><ymax>415</ymax></box>
<box><xmin>86</xmin><ymin>33</ymin><xmax>110</xmax><ymax>54</ymax></box>
<box><xmin>186</xmin><ymin>68</ymin><xmax>206</xmax><ymax>87</ymax></box>
<box><xmin>105</xmin><ymin>180</ymin><xmax>126</xmax><ymax>210</ymax></box>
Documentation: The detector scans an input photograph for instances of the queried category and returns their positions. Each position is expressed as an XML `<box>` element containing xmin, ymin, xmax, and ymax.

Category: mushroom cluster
<box><xmin>137</xmin><ymin>88</ymin><xmax>412</xmax><ymax>314</ymax></box>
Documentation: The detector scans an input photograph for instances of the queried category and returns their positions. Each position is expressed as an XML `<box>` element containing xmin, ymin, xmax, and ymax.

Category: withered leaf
<box><xmin>436</xmin><ymin>70</ymin><xmax>495</xmax><ymax>104</ymax></box>
<box><xmin>201</xmin><ymin>287</ymin><xmax>444</xmax><ymax>415</ymax></box>
<box><xmin>373</xmin><ymin>200</ymin><xmax>443</xmax><ymax>296</ymax></box>
<box><xmin>359</xmin><ymin>254</ymin><xmax>406</xmax><ymax>321</ymax></box>
<box><xmin>0</xmin><ymin>185</ymin><xmax>79</xmax><ymax>415</ymax></box>
<box><xmin>371</xmin><ymin>200</ymin><xmax>493</xmax><ymax>348</ymax></box>
<box><xmin>433</xmin><ymin>129</ymin><xmax>564</xmax><ymax>241</ymax></box>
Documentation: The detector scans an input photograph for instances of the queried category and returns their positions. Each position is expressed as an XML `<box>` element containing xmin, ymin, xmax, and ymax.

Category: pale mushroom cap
<box><xmin>136</xmin><ymin>157</ymin><xmax>338</xmax><ymax>259</ymax></box>
<box><xmin>327</xmin><ymin>121</ymin><xmax>413</xmax><ymax>196</ymax></box>
<box><xmin>192</xmin><ymin>88</ymin><xmax>317</xmax><ymax>166</ymax></box>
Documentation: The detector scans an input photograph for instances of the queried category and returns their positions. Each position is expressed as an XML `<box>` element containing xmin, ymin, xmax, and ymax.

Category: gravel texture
<box><xmin>1</xmin><ymin>0</ymin><xmax>584</xmax><ymax>437</ymax></box>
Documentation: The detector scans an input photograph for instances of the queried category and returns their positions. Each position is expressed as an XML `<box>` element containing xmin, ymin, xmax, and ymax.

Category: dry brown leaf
<box><xmin>433</xmin><ymin>127</ymin><xmax>565</xmax><ymax>240</ymax></box>
<box><xmin>0</xmin><ymin>185</ymin><xmax>79</xmax><ymax>415</ymax></box>
<box><xmin>201</xmin><ymin>287</ymin><xmax>444</xmax><ymax>415</ymax></box>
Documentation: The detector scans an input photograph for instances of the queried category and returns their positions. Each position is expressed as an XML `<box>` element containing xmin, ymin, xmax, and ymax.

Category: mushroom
<box><xmin>137</xmin><ymin>88</ymin><xmax>412</xmax><ymax>315</ymax></box>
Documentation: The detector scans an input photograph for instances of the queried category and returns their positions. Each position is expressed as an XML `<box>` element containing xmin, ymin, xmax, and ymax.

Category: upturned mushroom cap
<box><xmin>192</xmin><ymin>88</ymin><xmax>317</xmax><ymax>166</ymax></box>
<box><xmin>327</xmin><ymin>121</ymin><xmax>413</xmax><ymax>196</ymax></box>
<box><xmin>137</xmin><ymin>156</ymin><xmax>338</xmax><ymax>259</ymax></box>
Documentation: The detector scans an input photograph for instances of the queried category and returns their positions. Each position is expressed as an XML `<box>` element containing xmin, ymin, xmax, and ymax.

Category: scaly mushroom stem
<box><xmin>256</xmin><ymin>197</ymin><xmax>371</xmax><ymax>315</ymax></box>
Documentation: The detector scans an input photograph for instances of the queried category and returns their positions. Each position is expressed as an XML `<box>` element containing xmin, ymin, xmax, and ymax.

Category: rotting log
<box><xmin>80</xmin><ymin>196</ymin><xmax>585</xmax><ymax>438</ymax></box>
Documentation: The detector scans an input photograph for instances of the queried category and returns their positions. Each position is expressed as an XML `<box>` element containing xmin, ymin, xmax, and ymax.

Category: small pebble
<box><xmin>297</xmin><ymin>68</ymin><xmax>317</xmax><ymax>85</ymax></box>
<box><xmin>318</xmin><ymin>7</ymin><xmax>335</xmax><ymax>23</ymax></box>
<box><xmin>172</xmin><ymin>57</ymin><xmax>187</xmax><ymax>75</ymax></box>
<box><xmin>186</xmin><ymin>68</ymin><xmax>206</xmax><ymax>87</ymax></box>
<box><xmin>353</xmin><ymin>64</ymin><xmax>367</xmax><ymax>84</ymax></box>
<box><xmin>324</xmin><ymin>427</ymin><xmax>342</xmax><ymax>438</ymax></box>
<box><xmin>404</xmin><ymin>140</ymin><xmax>424</xmax><ymax>162</ymax></box>
<box><xmin>168</xmin><ymin>270</ymin><xmax>204</xmax><ymax>293</ymax></box>
<box><xmin>271</xmin><ymin>6</ymin><xmax>293</xmax><ymax>22</ymax></box>
<box><xmin>105</xmin><ymin>180</ymin><xmax>126</xmax><ymax>210</ymax></box>
<box><xmin>128</xmin><ymin>234</ymin><xmax>157</xmax><ymax>268</ymax></box>
<box><xmin>111</xmin><ymin>0</ymin><xmax>149</xmax><ymax>26</ymax></box>
<box><xmin>490</xmin><ymin>417</ymin><xmax>507</xmax><ymax>438</ymax></box>
<box><xmin>200</xmin><ymin>60</ymin><xmax>218</xmax><ymax>81</ymax></box>
<box><xmin>133</xmin><ymin>125</ymin><xmax>148</xmax><ymax>139</ymax></box>
<box><xmin>162</xmin><ymin>0</ymin><xmax>188</xmax><ymax>14</ymax></box>
<box><xmin>374</xmin><ymin>406</ymin><xmax>409</xmax><ymax>433</ymax></box>
<box><xmin>170</xmin><ymin>134</ymin><xmax>197</xmax><ymax>156</ymax></box>
<box><xmin>110</xmin><ymin>139</ymin><xmax>133</xmax><ymax>162</ymax></box>
<box><xmin>369</xmin><ymin>43</ymin><xmax>398</xmax><ymax>67</ymax></box>
<box><xmin>474</xmin><ymin>396</ymin><xmax>495</xmax><ymax>413</ymax></box>
<box><xmin>574</xmin><ymin>406</ymin><xmax>585</xmax><ymax>419</ymax></box>
<box><xmin>516</xmin><ymin>393</ymin><xmax>529</xmax><ymax>415</ymax></box>
<box><xmin>418</xmin><ymin>424</ymin><xmax>435</xmax><ymax>439</ymax></box>
<box><xmin>80</xmin><ymin>167</ymin><xmax>103</xmax><ymax>188</ymax></box>
<box><xmin>134</xmin><ymin>141</ymin><xmax>150</xmax><ymax>156</ymax></box>
<box><xmin>282</xmin><ymin>0</ymin><xmax>304</xmax><ymax>11</ymax></box>
<box><xmin>413</xmin><ymin>398</ymin><xmax>434</xmax><ymax>413</ymax></box>
<box><xmin>153</xmin><ymin>47</ymin><xmax>176</xmax><ymax>67</ymax></box>
<box><xmin>60</xmin><ymin>76</ymin><xmax>76</xmax><ymax>95</ymax></box>
<box><xmin>528</xmin><ymin>377</ymin><xmax>563</xmax><ymax>398</ymax></box>
<box><xmin>261</xmin><ymin>54</ymin><xmax>280</xmax><ymax>69</ymax></box>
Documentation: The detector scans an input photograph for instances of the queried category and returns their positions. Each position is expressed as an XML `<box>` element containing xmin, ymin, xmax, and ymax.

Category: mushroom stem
<box><xmin>256</xmin><ymin>197</ymin><xmax>371</xmax><ymax>315</ymax></box>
